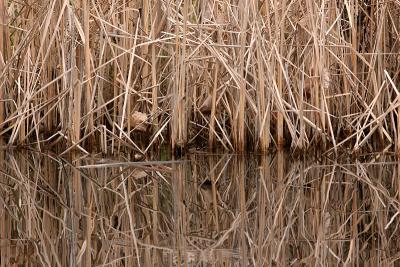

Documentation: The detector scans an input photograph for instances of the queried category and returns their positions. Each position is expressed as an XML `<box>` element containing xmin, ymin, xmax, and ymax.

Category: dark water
<box><xmin>0</xmin><ymin>150</ymin><xmax>400</xmax><ymax>266</ymax></box>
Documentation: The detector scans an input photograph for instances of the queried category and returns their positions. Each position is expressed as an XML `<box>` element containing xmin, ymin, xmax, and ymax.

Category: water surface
<box><xmin>0</xmin><ymin>150</ymin><xmax>399</xmax><ymax>266</ymax></box>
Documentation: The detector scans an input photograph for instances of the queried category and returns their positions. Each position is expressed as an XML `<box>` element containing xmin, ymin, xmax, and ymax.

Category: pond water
<box><xmin>0</xmin><ymin>150</ymin><xmax>399</xmax><ymax>266</ymax></box>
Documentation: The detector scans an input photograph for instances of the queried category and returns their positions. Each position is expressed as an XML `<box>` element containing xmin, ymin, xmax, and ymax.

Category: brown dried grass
<box><xmin>0</xmin><ymin>1</ymin><xmax>399</xmax><ymax>154</ymax></box>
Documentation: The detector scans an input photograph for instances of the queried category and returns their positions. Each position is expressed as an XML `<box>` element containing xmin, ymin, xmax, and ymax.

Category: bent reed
<box><xmin>0</xmin><ymin>0</ymin><xmax>399</xmax><ymax>154</ymax></box>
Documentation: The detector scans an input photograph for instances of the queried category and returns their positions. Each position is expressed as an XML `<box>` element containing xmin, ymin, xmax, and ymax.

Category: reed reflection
<box><xmin>0</xmin><ymin>151</ymin><xmax>399</xmax><ymax>266</ymax></box>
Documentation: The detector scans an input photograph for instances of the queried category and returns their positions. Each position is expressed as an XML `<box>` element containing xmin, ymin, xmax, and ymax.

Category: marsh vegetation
<box><xmin>1</xmin><ymin>1</ymin><xmax>400</xmax><ymax>265</ymax></box>
<box><xmin>1</xmin><ymin>150</ymin><xmax>400</xmax><ymax>265</ymax></box>
<box><xmin>0</xmin><ymin>1</ymin><xmax>399</xmax><ymax>154</ymax></box>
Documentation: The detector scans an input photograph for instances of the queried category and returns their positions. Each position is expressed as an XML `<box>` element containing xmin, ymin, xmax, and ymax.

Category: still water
<box><xmin>0</xmin><ymin>150</ymin><xmax>399</xmax><ymax>266</ymax></box>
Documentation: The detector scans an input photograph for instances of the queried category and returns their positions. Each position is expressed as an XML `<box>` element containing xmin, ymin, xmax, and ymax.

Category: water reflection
<box><xmin>0</xmin><ymin>150</ymin><xmax>400</xmax><ymax>266</ymax></box>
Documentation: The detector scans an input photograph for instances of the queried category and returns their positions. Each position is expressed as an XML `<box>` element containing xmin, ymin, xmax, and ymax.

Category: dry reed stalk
<box><xmin>66</xmin><ymin>4</ymin><xmax>81</xmax><ymax>146</ymax></box>
<box><xmin>141</xmin><ymin>0</ymin><xmax>150</xmax><ymax>98</ymax></box>
<box><xmin>150</xmin><ymin>0</ymin><xmax>163</xmax><ymax>137</ymax></box>
<box><xmin>255</xmin><ymin>21</ymin><xmax>269</xmax><ymax>150</ymax></box>
<box><xmin>179</xmin><ymin>0</ymin><xmax>189</xmax><ymax>149</ymax></box>
<box><xmin>170</xmin><ymin>1</ymin><xmax>179</xmax><ymax>151</ymax></box>
<box><xmin>208</xmin><ymin>61</ymin><xmax>219</xmax><ymax>150</ymax></box>
<box><xmin>207</xmin><ymin>156</ymin><xmax>219</xmax><ymax>232</ymax></box>
<box><xmin>0</xmin><ymin>150</ymin><xmax>8</xmax><ymax>267</ymax></box>
<box><xmin>172</xmin><ymin>161</ymin><xmax>188</xmax><ymax>266</ymax></box>
<box><xmin>235</xmin><ymin>156</ymin><xmax>247</xmax><ymax>265</ymax></box>
<box><xmin>235</xmin><ymin>1</ymin><xmax>249</xmax><ymax>151</ymax></box>
<box><xmin>298</xmin><ymin>65</ymin><xmax>306</xmax><ymax>150</ymax></box>
<box><xmin>274</xmin><ymin>150</ymin><xmax>285</xmax><ymax>263</ymax></box>
<box><xmin>257</xmin><ymin>155</ymin><xmax>268</xmax><ymax>265</ymax></box>
<box><xmin>84</xmin><ymin>161</ymin><xmax>93</xmax><ymax>267</ymax></box>
<box><xmin>208</xmin><ymin>15</ymin><xmax>222</xmax><ymax>150</ymax></box>
<box><xmin>151</xmin><ymin>174</ymin><xmax>160</xmax><ymax>265</ymax></box>
<box><xmin>276</xmin><ymin>0</ymin><xmax>286</xmax><ymax>147</ymax></box>
<box><xmin>0</xmin><ymin>0</ymin><xmax>6</xmax><ymax>132</ymax></box>
<box><xmin>121</xmin><ymin>166</ymin><xmax>141</xmax><ymax>267</ymax></box>
<box><xmin>83</xmin><ymin>0</ymin><xmax>94</xmax><ymax>149</ymax></box>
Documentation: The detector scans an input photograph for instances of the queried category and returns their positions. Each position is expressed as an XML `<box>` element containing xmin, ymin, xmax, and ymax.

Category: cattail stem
<box><xmin>0</xmin><ymin>0</ymin><xmax>6</xmax><ymax>131</ymax></box>
<box><xmin>83</xmin><ymin>0</ymin><xmax>94</xmax><ymax>148</ymax></box>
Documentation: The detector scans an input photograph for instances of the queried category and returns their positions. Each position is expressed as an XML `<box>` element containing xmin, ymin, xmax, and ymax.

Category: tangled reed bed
<box><xmin>1</xmin><ymin>150</ymin><xmax>400</xmax><ymax>265</ymax></box>
<box><xmin>0</xmin><ymin>1</ymin><xmax>399</xmax><ymax>154</ymax></box>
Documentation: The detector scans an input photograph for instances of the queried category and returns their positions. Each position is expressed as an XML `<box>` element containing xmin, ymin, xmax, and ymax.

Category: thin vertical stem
<box><xmin>237</xmin><ymin>0</ymin><xmax>249</xmax><ymax>151</ymax></box>
<box><xmin>0</xmin><ymin>0</ymin><xmax>5</xmax><ymax>131</ymax></box>
<box><xmin>83</xmin><ymin>0</ymin><xmax>94</xmax><ymax>148</ymax></box>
